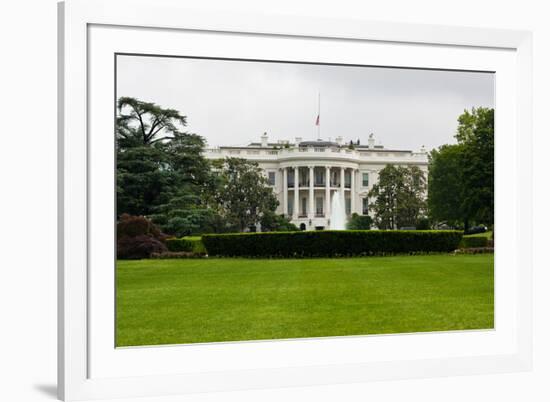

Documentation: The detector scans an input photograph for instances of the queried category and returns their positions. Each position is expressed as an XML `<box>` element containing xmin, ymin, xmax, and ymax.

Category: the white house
<box><xmin>204</xmin><ymin>133</ymin><xmax>429</xmax><ymax>230</ymax></box>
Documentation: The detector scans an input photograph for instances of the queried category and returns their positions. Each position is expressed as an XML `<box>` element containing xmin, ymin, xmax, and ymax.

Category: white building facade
<box><xmin>204</xmin><ymin>133</ymin><xmax>429</xmax><ymax>231</ymax></box>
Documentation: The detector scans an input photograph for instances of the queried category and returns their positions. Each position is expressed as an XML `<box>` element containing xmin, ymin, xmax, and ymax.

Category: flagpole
<box><xmin>317</xmin><ymin>92</ymin><xmax>321</xmax><ymax>140</ymax></box>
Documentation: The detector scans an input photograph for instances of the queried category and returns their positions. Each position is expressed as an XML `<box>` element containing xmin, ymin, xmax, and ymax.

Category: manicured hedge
<box><xmin>166</xmin><ymin>237</ymin><xmax>206</xmax><ymax>254</ymax></box>
<box><xmin>202</xmin><ymin>230</ymin><xmax>463</xmax><ymax>258</ymax></box>
<box><xmin>459</xmin><ymin>236</ymin><xmax>489</xmax><ymax>249</ymax></box>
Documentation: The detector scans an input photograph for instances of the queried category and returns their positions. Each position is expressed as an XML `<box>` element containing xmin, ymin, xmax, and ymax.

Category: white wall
<box><xmin>0</xmin><ymin>1</ymin><xmax>548</xmax><ymax>401</ymax></box>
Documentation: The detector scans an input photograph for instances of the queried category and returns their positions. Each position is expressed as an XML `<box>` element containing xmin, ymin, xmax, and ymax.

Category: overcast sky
<box><xmin>116</xmin><ymin>55</ymin><xmax>494</xmax><ymax>152</ymax></box>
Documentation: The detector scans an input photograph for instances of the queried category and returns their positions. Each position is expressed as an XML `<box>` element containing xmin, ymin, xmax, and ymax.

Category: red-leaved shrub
<box><xmin>117</xmin><ymin>214</ymin><xmax>167</xmax><ymax>259</ymax></box>
<box><xmin>117</xmin><ymin>213</ymin><xmax>162</xmax><ymax>238</ymax></box>
<box><xmin>117</xmin><ymin>235</ymin><xmax>167</xmax><ymax>259</ymax></box>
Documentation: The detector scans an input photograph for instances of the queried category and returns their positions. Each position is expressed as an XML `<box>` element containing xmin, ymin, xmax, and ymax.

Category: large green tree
<box><xmin>117</xmin><ymin>97</ymin><xmax>187</xmax><ymax>147</ymax></box>
<box><xmin>116</xmin><ymin>97</ymin><xmax>215</xmax><ymax>237</ymax></box>
<box><xmin>211</xmin><ymin>158</ymin><xmax>279</xmax><ymax>231</ymax></box>
<box><xmin>368</xmin><ymin>165</ymin><xmax>427</xmax><ymax>229</ymax></box>
<box><xmin>456</xmin><ymin>107</ymin><xmax>494</xmax><ymax>227</ymax></box>
<box><xmin>428</xmin><ymin>144</ymin><xmax>464</xmax><ymax>226</ymax></box>
<box><xmin>117</xmin><ymin>145</ymin><xmax>176</xmax><ymax>216</ymax></box>
<box><xmin>427</xmin><ymin>107</ymin><xmax>494</xmax><ymax>229</ymax></box>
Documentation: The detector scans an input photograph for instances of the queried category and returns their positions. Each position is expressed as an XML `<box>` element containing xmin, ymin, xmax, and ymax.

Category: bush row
<box><xmin>459</xmin><ymin>236</ymin><xmax>489</xmax><ymax>249</ymax></box>
<box><xmin>165</xmin><ymin>237</ymin><xmax>206</xmax><ymax>254</ymax></box>
<box><xmin>150</xmin><ymin>251</ymin><xmax>207</xmax><ymax>259</ymax></box>
<box><xmin>454</xmin><ymin>247</ymin><xmax>494</xmax><ymax>254</ymax></box>
<box><xmin>202</xmin><ymin>230</ymin><xmax>464</xmax><ymax>258</ymax></box>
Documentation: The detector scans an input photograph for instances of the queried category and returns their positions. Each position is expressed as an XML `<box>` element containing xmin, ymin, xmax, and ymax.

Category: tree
<box><xmin>346</xmin><ymin>213</ymin><xmax>373</xmax><ymax>230</ymax></box>
<box><xmin>428</xmin><ymin>144</ymin><xmax>464</xmax><ymax>226</ymax></box>
<box><xmin>368</xmin><ymin>165</ymin><xmax>427</xmax><ymax>229</ymax></box>
<box><xmin>212</xmin><ymin>158</ymin><xmax>279</xmax><ymax>231</ymax></box>
<box><xmin>427</xmin><ymin>107</ymin><xmax>494</xmax><ymax>229</ymax></box>
<box><xmin>117</xmin><ymin>97</ymin><xmax>187</xmax><ymax>147</ymax></box>
<box><xmin>115</xmin><ymin>97</ymin><xmax>214</xmax><ymax>235</ymax></box>
<box><xmin>117</xmin><ymin>145</ymin><xmax>176</xmax><ymax>216</ymax></box>
<box><xmin>150</xmin><ymin>187</ymin><xmax>212</xmax><ymax>237</ymax></box>
<box><xmin>456</xmin><ymin>107</ymin><xmax>494</xmax><ymax>227</ymax></box>
<box><xmin>395</xmin><ymin>165</ymin><xmax>427</xmax><ymax>227</ymax></box>
<box><xmin>165</xmin><ymin>132</ymin><xmax>211</xmax><ymax>185</ymax></box>
<box><xmin>260</xmin><ymin>211</ymin><xmax>298</xmax><ymax>232</ymax></box>
<box><xmin>368</xmin><ymin>165</ymin><xmax>402</xmax><ymax>229</ymax></box>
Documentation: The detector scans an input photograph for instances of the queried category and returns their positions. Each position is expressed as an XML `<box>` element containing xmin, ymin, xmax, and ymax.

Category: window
<box><xmin>299</xmin><ymin>169</ymin><xmax>309</xmax><ymax>187</ymax></box>
<box><xmin>288</xmin><ymin>170</ymin><xmax>295</xmax><ymax>187</ymax></box>
<box><xmin>331</xmin><ymin>170</ymin><xmax>338</xmax><ymax>186</ymax></box>
<box><xmin>315</xmin><ymin>169</ymin><xmax>325</xmax><ymax>186</ymax></box>
<box><xmin>316</xmin><ymin>197</ymin><xmax>324</xmax><ymax>216</ymax></box>
<box><xmin>301</xmin><ymin>197</ymin><xmax>307</xmax><ymax>216</ymax></box>
<box><xmin>288</xmin><ymin>198</ymin><xmax>293</xmax><ymax>216</ymax></box>
<box><xmin>345</xmin><ymin>197</ymin><xmax>351</xmax><ymax>215</ymax></box>
<box><xmin>268</xmin><ymin>171</ymin><xmax>276</xmax><ymax>186</ymax></box>
<box><xmin>345</xmin><ymin>171</ymin><xmax>351</xmax><ymax>188</ymax></box>
<box><xmin>362</xmin><ymin>172</ymin><xmax>369</xmax><ymax>187</ymax></box>
<box><xmin>362</xmin><ymin>198</ymin><xmax>369</xmax><ymax>215</ymax></box>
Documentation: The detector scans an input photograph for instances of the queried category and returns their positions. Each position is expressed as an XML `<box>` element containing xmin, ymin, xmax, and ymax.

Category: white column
<box><xmin>350</xmin><ymin>168</ymin><xmax>356</xmax><ymax>214</ymax></box>
<box><xmin>293</xmin><ymin>166</ymin><xmax>299</xmax><ymax>220</ymax></box>
<box><xmin>325</xmin><ymin>166</ymin><xmax>331</xmax><ymax>218</ymax></box>
<box><xmin>282</xmin><ymin>168</ymin><xmax>288</xmax><ymax>216</ymax></box>
<box><xmin>308</xmin><ymin>166</ymin><xmax>314</xmax><ymax>219</ymax></box>
<box><xmin>340</xmin><ymin>167</ymin><xmax>345</xmax><ymax>194</ymax></box>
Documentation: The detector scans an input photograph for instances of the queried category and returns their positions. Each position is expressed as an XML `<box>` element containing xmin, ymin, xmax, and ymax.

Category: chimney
<box><xmin>368</xmin><ymin>133</ymin><xmax>375</xmax><ymax>149</ymax></box>
<box><xmin>335</xmin><ymin>136</ymin><xmax>343</xmax><ymax>146</ymax></box>
<box><xmin>295</xmin><ymin>137</ymin><xmax>302</xmax><ymax>145</ymax></box>
<box><xmin>261</xmin><ymin>132</ymin><xmax>268</xmax><ymax>147</ymax></box>
<box><xmin>420</xmin><ymin>145</ymin><xmax>427</xmax><ymax>153</ymax></box>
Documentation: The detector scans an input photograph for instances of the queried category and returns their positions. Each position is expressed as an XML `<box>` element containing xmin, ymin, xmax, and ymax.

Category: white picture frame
<box><xmin>58</xmin><ymin>0</ymin><xmax>533</xmax><ymax>400</ymax></box>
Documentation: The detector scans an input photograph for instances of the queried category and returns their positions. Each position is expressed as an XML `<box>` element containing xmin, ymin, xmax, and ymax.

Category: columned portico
<box><xmin>280</xmin><ymin>165</ymin><xmax>361</xmax><ymax>229</ymax></box>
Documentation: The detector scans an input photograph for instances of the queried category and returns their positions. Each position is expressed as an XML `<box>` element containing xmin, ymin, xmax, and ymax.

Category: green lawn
<box><xmin>116</xmin><ymin>254</ymin><xmax>494</xmax><ymax>347</ymax></box>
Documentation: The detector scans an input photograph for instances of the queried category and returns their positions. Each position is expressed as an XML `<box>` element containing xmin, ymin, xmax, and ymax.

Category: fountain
<box><xmin>330</xmin><ymin>190</ymin><xmax>347</xmax><ymax>230</ymax></box>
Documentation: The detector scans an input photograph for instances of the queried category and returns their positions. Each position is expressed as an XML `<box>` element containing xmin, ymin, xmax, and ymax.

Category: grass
<box><xmin>116</xmin><ymin>254</ymin><xmax>494</xmax><ymax>347</ymax></box>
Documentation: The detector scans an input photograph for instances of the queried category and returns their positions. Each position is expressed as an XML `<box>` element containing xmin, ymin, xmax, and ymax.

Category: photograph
<box><xmin>114</xmin><ymin>55</ymin><xmax>495</xmax><ymax>347</ymax></box>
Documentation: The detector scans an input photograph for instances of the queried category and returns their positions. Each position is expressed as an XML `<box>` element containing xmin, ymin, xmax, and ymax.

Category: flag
<box><xmin>315</xmin><ymin>114</ymin><xmax>320</xmax><ymax>126</ymax></box>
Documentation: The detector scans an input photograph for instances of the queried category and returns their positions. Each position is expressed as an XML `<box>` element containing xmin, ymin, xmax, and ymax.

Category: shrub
<box><xmin>464</xmin><ymin>225</ymin><xmax>487</xmax><ymax>236</ymax></box>
<box><xmin>346</xmin><ymin>213</ymin><xmax>373</xmax><ymax>230</ymax></box>
<box><xmin>117</xmin><ymin>235</ymin><xmax>167</xmax><ymax>259</ymax></box>
<box><xmin>459</xmin><ymin>236</ymin><xmax>489</xmax><ymax>249</ymax></box>
<box><xmin>165</xmin><ymin>238</ymin><xmax>193</xmax><ymax>252</ymax></box>
<box><xmin>166</xmin><ymin>237</ymin><xmax>206</xmax><ymax>254</ymax></box>
<box><xmin>260</xmin><ymin>211</ymin><xmax>299</xmax><ymax>232</ymax></box>
<box><xmin>117</xmin><ymin>214</ymin><xmax>167</xmax><ymax>259</ymax></box>
<box><xmin>416</xmin><ymin>218</ymin><xmax>430</xmax><ymax>230</ymax></box>
<box><xmin>202</xmin><ymin>230</ymin><xmax>463</xmax><ymax>258</ymax></box>
<box><xmin>117</xmin><ymin>213</ymin><xmax>162</xmax><ymax>238</ymax></box>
